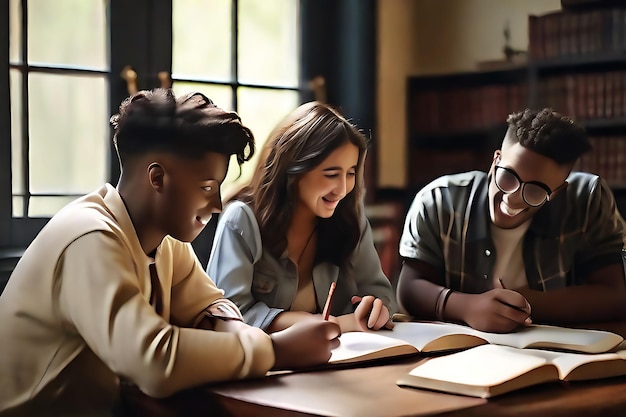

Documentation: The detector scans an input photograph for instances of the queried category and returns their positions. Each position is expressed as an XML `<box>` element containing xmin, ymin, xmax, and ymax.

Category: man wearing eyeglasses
<box><xmin>397</xmin><ymin>108</ymin><xmax>626</xmax><ymax>333</ymax></box>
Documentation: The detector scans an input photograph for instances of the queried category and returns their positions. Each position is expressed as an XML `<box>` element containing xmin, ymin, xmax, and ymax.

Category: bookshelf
<box><xmin>407</xmin><ymin>67</ymin><xmax>527</xmax><ymax>188</ymax></box>
<box><xmin>407</xmin><ymin>4</ymin><xmax>626</xmax><ymax>214</ymax></box>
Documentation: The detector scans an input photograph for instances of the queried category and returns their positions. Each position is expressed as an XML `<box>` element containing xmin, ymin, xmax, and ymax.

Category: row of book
<box><xmin>411</xmin><ymin>69</ymin><xmax>626</xmax><ymax>136</ymax></box>
<box><xmin>529</xmin><ymin>7</ymin><xmax>626</xmax><ymax>60</ymax></box>
<box><xmin>409</xmin><ymin>149</ymin><xmax>491</xmax><ymax>186</ymax></box>
<box><xmin>408</xmin><ymin>134</ymin><xmax>626</xmax><ymax>191</ymax></box>
<box><xmin>575</xmin><ymin>135</ymin><xmax>626</xmax><ymax>188</ymax></box>
<box><xmin>409</xmin><ymin>84</ymin><xmax>527</xmax><ymax>135</ymax></box>
<box><xmin>536</xmin><ymin>70</ymin><xmax>626</xmax><ymax>122</ymax></box>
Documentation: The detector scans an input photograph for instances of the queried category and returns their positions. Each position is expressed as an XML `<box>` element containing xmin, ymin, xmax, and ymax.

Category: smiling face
<box><xmin>294</xmin><ymin>141</ymin><xmax>359</xmax><ymax>220</ymax></box>
<box><xmin>488</xmin><ymin>141</ymin><xmax>570</xmax><ymax>229</ymax></box>
<box><xmin>155</xmin><ymin>152</ymin><xmax>228</xmax><ymax>242</ymax></box>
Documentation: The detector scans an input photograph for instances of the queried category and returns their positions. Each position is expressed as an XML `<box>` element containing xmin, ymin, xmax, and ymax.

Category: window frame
<box><xmin>1</xmin><ymin>0</ymin><xmax>308</xmax><ymax>250</ymax></box>
<box><xmin>1</xmin><ymin>0</ymin><xmax>175</xmax><ymax>248</ymax></box>
<box><xmin>0</xmin><ymin>1</ymin><xmax>12</xmax><ymax>246</ymax></box>
<box><xmin>1</xmin><ymin>0</ymin><xmax>378</xmax><ymax>252</ymax></box>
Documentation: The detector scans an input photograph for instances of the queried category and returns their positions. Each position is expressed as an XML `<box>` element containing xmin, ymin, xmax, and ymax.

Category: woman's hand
<box><xmin>352</xmin><ymin>295</ymin><xmax>394</xmax><ymax>331</ymax></box>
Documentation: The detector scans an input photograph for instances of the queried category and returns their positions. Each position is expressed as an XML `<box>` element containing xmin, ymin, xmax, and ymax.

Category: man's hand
<box><xmin>457</xmin><ymin>289</ymin><xmax>531</xmax><ymax>333</ymax></box>
<box><xmin>270</xmin><ymin>319</ymin><xmax>341</xmax><ymax>370</ymax></box>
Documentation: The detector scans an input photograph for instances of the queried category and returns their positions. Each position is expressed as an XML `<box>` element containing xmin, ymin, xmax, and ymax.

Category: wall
<box><xmin>377</xmin><ymin>0</ymin><xmax>562</xmax><ymax>189</ymax></box>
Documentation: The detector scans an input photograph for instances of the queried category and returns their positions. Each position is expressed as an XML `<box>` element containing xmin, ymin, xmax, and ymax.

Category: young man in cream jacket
<box><xmin>0</xmin><ymin>89</ymin><xmax>340</xmax><ymax>416</ymax></box>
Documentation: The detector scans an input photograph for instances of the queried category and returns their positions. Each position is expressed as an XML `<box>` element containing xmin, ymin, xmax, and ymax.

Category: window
<box><xmin>171</xmin><ymin>0</ymin><xmax>300</xmax><ymax>196</ymax></box>
<box><xmin>9</xmin><ymin>0</ymin><xmax>109</xmax><ymax>219</ymax></box>
<box><xmin>2</xmin><ymin>0</ymin><xmax>302</xmax><ymax>248</ymax></box>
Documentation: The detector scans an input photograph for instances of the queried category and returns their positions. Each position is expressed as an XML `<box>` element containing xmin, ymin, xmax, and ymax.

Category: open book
<box><xmin>396</xmin><ymin>344</ymin><xmax>626</xmax><ymax>398</ymax></box>
<box><xmin>328</xmin><ymin>322</ymin><xmax>624</xmax><ymax>365</ymax></box>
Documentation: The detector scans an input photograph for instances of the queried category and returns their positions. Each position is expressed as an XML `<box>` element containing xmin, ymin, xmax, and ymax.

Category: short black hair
<box><xmin>505</xmin><ymin>108</ymin><xmax>590</xmax><ymax>165</ymax></box>
<box><xmin>110</xmin><ymin>88</ymin><xmax>255</xmax><ymax>167</ymax></box>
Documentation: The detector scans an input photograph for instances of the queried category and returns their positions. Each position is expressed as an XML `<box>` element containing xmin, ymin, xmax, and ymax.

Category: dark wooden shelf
<box><xmin>561</xmin><ymin>0</ymin><xmax>626</xmax><ymax>11</ymax></box>
<box><xmin>582</xmin><ymin>118</ymin><xmax>626</xmax><ymax>131</ymax></box>
<box><xmin>410</xmin><ymin>124</ymin><xmax>507</xmax><ymax>151</ymax></box>
<box><xmin>409</xmin><ymin>67</ymin><xmax>527</xmax><ymax>90</ymax></box>
<box><xmin>532</xmin><ymin>53</ymin><xmax>626</xmax><ymax>73</ymax></box>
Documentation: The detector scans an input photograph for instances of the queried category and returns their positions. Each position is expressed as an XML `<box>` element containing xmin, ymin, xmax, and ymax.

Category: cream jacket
<box><xmin>0</xmin><ymin>184</ymin><xmax>274</xmax><ymax>415</ymax></box>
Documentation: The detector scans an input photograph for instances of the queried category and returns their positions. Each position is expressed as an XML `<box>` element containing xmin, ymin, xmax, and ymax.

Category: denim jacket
<box><xmin>208</xmin><ymin>201</ymin><xmax>396</xmax><ymax>330</ymax></box>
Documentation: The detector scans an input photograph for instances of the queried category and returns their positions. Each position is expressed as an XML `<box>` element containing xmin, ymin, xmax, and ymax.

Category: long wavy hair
<box><xmin>239</xmin><ymin>101</ymin><xmax>368</xmax><ymax>267</ymax></box>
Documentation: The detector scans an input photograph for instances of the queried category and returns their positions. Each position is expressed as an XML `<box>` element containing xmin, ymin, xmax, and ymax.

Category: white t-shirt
<box><xmin>490</xmin><ymin>219</ymin><xmax>531</xmax><ymax>289</ymax></box>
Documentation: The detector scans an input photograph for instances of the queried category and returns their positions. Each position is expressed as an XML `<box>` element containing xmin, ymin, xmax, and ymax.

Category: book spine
<box><xmin>528</xmin><ymin>15</ymin><xmax>543</xmax><ymax>60</ymax></box>
<box><xmin>605</xmin><ymin>71</ymin><xmax>614</xmax><ymax>119</ymax></box>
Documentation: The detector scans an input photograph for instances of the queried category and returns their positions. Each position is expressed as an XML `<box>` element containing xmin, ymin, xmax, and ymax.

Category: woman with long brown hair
<box><xmin>208</xmin><ymin>101</ymin><xmax>396</xmax><ymax>333</ymax></box>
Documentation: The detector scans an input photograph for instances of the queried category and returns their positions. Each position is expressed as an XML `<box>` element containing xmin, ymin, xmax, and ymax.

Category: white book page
<box><xmin>407</xmin><ymin>345</ymin><xmax>548</xmax><ymax>386</ymax></box>
<box><xmin>378</xmin><ymin>322</ymin><xmax>487</xmax><ymax>351</ymax></box>
<box><xmin>382</xmin><ymin>322</ymin><xmax>622</xmax><ymax>353</ymax></box>
<box><xmin>475</xmin><ymin>324</ymin><xmax>623</xmax><ymax>353</ymax></box>
<box><xmin>329</xmin><ymin>331</ymin><xmax>415</xmax><ymax>363</ymax></box>
<box><xmin>522</xmin><ymin>349</ymin><xmax>626</xmax><ymax>379</ymax></box>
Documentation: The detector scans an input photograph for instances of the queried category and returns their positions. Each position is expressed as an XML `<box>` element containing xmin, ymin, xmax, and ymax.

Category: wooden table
<box><xmin>120</xmin><ymin>322</ymin><xmax>626</xmax><ymax>417</ymax></box>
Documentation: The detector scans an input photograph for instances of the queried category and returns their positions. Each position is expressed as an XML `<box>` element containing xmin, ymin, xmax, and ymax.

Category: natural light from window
<box><xmin>172</xmin><ymin>0</ymin><xmax>299</xmax><ymax>199</ymax></box>
<box><xmin>9</xmin><ymin>0</ymin><xmax>108</xmax><ymax>217</ymax></box>
<box><xmin>9</xmin><ymin>0</ymin><xmax>300</xmax><ymax>216</ymax></box>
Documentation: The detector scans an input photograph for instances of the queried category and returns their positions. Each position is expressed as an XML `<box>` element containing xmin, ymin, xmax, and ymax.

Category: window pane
<box><xmin>29</xmin><ymin>196</ymin><xmax>77</xmax><ymax>217</ymax></box>
<box><xmin>220</xmin><ymin>87</ymin><xmax>299</xmax><ymax>197</ymax></box>
<box><xmin>9</xmin><ymin>0</ymin><xmax>22</xmax><ymax>64</ymax></box>
<box><xmin>172</xmin><ymin>0</ymin><xmax>232</xmax><ymax>81</ymax></box>
<box><xmin>10</xmin><ymin>69</ymin><xmax>24</xmax><ymax>196</ymax></box>
<box><xmin>238</xmin><ymin>0</ymin><xmax>298</xmax><ymax>87</ymax></box>
<box><xmin>172</xmin><ymin>82</ymin><xmax>233</xmax><ymax>111</ymax></box>
<box><xmin>29</xmin><ymin>73</ymin><xmax>108</xmax><ymax>195</ymax></box>
<box><xmin>12</xmin><ymin>197</ymin><xmax>23</xmax><ymax>218</ymax></box>
<box><xmin>28</xmin><ymin>0</ymin><xmax>107</xmax><ymax>70</ymax></box>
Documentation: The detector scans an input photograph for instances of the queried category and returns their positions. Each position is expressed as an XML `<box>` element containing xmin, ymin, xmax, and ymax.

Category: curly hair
<box><xmin>505</xmin><ymin>108</ymin><xmax>590</xmax><ymax>164</ymax></box>
<box><xmin>110</xmin><ymin>88</ymin><xmax>255</xmax><ymax>167</ymax></box>
<box><xmin>239</xmin><ymin>101</ymin><xmax>368</xmax><ymax>267</ymax></box>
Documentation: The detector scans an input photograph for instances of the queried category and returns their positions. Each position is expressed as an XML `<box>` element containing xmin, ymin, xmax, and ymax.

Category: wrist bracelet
<box><xmin>440</xmin><ymin>289</ymin><xmax>454</xmax><ymax>320</ymax></box>
<box><xmin>434</xmin><ymin>287</ymin><xmax>447</xmax><ymax>320</ymax></box>
<box><xmin>434</xmin><ymin>287</ymin><xmax>446</xmax><ymax>319</ymax></box>
<box><xmin>436</xmin><ymin>288</ymin><xmax>452</xmax><ymax>321</ymax></box>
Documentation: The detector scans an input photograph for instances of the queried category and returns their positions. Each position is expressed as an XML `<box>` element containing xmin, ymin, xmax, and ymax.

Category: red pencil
<box><xmin>322</xmin><ymin>281</ymin><xmax>336</xmax><ymax>321</ymax></box>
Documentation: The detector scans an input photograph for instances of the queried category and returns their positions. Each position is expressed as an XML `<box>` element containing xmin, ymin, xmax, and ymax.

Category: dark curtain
<box><xmin>300</xmin><ymin>0</ymin><xmax>378</xmax><ymax>202</ymax></box>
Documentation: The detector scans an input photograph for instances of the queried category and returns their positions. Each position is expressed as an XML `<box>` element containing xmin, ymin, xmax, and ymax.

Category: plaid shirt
<box><xmin>400</xmin><ymin>171</ymin><xmax>625</xmax><ymax>293</ymax></box>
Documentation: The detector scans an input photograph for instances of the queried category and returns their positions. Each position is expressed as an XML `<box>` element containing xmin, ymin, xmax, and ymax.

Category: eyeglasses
<box><xmin>493</xmin><ymin>165</ymin><xmax>557</xmax><ymax>207</ymax></box>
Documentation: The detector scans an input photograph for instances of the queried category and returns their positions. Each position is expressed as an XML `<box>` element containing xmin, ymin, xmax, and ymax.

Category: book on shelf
<box><xmin>529</xmin><ymin>7</ymin><xmax>626</xmax><ymax>61</ymax></box>
<box><xmin>326</xmin><ymin>321</ymin><xmax>624</xmax><ymax>366</ymax></box>
<box><xmin>397</xmin><ymin>344</ymin><xmax>626</xmax><ymax>398</ymax></box>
